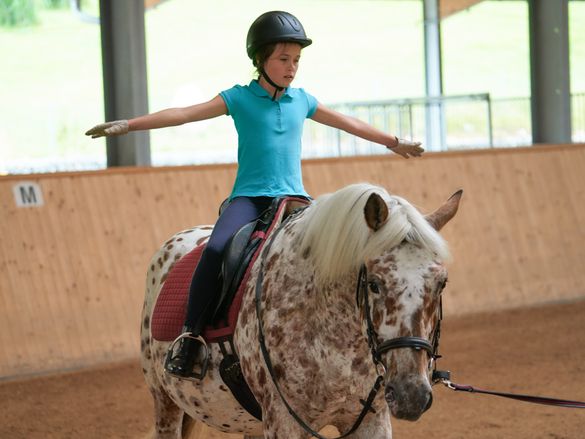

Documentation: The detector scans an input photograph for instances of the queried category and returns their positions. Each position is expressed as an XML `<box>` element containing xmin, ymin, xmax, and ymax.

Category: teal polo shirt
<box><xmin>220</xmin><ymin>80</ymin><xmax>318</xmax><ymax>199</ymax></box>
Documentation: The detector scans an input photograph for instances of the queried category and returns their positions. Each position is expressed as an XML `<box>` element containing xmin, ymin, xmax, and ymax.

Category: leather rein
<box><xmin>254</xmin><ymin>216</ymin><xmax>446</xmax><ymax>438</ymax></box>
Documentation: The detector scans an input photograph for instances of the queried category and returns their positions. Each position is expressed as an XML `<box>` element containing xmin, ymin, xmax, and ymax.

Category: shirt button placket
<box><xmin>276</xmin><ymin>102</ymin><xmax>283</xmax><ymax>130</ymax></box>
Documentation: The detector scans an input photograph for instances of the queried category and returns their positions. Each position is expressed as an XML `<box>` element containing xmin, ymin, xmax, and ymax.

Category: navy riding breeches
<box><xmin>184</xmin><ymin>196</ymin><xmax>274</xmax><ymax>330</ymax></box>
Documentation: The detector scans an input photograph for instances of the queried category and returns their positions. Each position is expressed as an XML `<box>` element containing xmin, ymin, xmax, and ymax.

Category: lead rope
<box><xmin>429</xmin><ymin>288</ymin><xmax>585</xmax><ymax>408</ymax></box>
<box><xmin>439</xmin><ymin>380</ymin><xmax>585</xmax><ymax>408</ymax></box>
<box><xmin>255</xmin><ymin>221</ymin><xmax>385</xmax><ymax>439</ymax></box>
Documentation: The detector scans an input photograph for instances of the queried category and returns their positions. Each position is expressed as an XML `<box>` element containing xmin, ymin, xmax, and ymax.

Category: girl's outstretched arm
<box><xmin>310</xmin><ymin>102</ymin><xmax>424</xmax><ymax>158</ymax></box>
<box><xmin>85</xmin><ymin>95</ymin><xmax>227</xmax><ymax>138</ymax></box>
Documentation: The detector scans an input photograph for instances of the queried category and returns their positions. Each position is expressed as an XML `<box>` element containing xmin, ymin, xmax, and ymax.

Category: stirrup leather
<box><xmin>164</xmin><ymin>333</ymin><xmax>210</xmax><ymax>380</ymax></box>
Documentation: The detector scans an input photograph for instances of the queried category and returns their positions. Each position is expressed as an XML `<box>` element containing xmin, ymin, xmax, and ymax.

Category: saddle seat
<box><xmin>151</xmin><ymin>196</ymin><xmax>310</xmax><ymax>344</ymax></box>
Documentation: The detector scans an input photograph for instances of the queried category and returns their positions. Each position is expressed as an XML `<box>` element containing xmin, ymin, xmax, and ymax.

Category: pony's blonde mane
<box><xmin>299</xmin><ymin>183</ymin><xmax>450</xmax><ymax>286</ymax></box>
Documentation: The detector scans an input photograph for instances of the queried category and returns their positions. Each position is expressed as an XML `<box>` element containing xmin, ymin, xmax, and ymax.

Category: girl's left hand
<box><xmin>85</xmin><ymin>120</ymin><xmax>129</xmax><ymax>138</ymax></box>
<box><xmin>388</xmin><ymin>137</ymin><xmax>424</xmax><ymax>158</ymax></box>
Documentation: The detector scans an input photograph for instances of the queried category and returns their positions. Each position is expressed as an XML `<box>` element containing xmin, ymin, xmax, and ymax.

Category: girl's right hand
<box><xmin>85</xmin><ymin>120</ymin><xmax>129</xmax><ymax>138</ymax></box>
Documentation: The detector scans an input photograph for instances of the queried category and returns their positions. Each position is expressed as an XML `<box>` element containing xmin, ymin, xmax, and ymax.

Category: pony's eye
<box><xmin>368</xmin><ymin>281</ymin><xmax>381</xmax><ymax>294</ymax></box>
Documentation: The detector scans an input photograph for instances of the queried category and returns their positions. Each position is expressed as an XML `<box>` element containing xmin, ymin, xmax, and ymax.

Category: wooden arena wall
<box><xmin>1</xmin><ymin>144</ymin><xmax>584</xmax><ymax>378</ymax></box>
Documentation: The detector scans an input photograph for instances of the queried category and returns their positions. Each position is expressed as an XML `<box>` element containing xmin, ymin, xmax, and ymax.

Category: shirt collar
<box><xmin>249</xmin><ymin>80</ymin><xmax>292</xmax><ymax>100</ymax></box>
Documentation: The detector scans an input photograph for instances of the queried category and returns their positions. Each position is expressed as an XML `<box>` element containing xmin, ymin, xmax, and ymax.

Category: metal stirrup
<box><xmin>165</xmin><ymin>333</ymin><xmax>210</xmax><ymax>381</ymax></box>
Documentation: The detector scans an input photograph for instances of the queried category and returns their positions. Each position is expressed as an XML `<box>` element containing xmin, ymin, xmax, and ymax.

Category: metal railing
<box><xmin>302</xmin><ymin>92</ymin><xmax>585</xmax><ymax>159</ymax></box>
<box><xmin>4</xmin><ymin>93</ymin><xmax>584</xmax><ymax>174</ymax></box>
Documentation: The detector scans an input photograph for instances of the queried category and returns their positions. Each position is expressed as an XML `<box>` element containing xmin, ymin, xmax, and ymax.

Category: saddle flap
<box><xmin>221</xmin><ymin>220</ymin><xmax>258</xmax><ymax>295</ymax></box>
<box><xmin>212</xmin><ymin>220</ymin><xmax>260</xmax><ymax>321</ymax></box>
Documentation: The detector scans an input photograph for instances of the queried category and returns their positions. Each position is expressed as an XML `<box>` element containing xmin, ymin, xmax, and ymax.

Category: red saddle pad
<box><xmin>151</xmin><ymin>244</ymin><xmax>205</xmax><ymax>342</ymax></box>
<box><xmin>150</xmin><ymin>235</ymin><xmax>262</xmax><ymax>343</ymax></box>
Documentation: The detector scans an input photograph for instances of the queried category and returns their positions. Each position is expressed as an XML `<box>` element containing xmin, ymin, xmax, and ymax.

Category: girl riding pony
<box><xmin>86</xmin><ymin>10</ymin><xmax>424</xmax><ymax>380</ymax></box>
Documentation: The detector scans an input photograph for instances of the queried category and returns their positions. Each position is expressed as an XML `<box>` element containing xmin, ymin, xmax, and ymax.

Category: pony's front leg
<box><xmin>339</xmin><ymin>407</ymin><xmax>392</xmax><ymax>439</ymax></box>
<box><xmin>148</xmin><ymin>388</ymin><xmax>186</xmax><ymax>439</ymax></box>
<box><xmin>260</xmin><ymin>395</ymin><xmax>311</xmax><ymax>439</ymax></box>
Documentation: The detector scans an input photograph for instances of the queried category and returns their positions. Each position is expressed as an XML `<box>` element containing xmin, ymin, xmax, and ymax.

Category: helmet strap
<box><xmin>259</xmin><ymin>68</ymin><xmax>284</xmax><ymax>101</ymax></box>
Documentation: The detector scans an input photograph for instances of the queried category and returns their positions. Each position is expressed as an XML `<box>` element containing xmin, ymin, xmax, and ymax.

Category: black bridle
<box><xmin>254</xmin><ymin>219</ymin><xmax>447</xmax><ymax>438</ymax></box>
<box><xmin>356</xmin><ymin>265</ymin><xmax>447</xmax><ymax>384</ymax></box>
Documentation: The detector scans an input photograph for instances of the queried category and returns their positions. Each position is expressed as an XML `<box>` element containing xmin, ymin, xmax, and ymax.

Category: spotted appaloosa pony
<box><xmin>140</xmin><ymin>183</ymin><xmax>462</xmax><ymax>439</ymax></box>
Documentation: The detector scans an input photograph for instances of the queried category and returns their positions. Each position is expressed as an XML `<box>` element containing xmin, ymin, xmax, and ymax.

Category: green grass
<box><xmin>0</xmin><ymin>6</ymin><xmax>105</xmax><ymax>167</ymax></box>
<box><xmin>1</xmin><ymin>0</ymin><xmax>584</xmax><ymax>173</ymax></box>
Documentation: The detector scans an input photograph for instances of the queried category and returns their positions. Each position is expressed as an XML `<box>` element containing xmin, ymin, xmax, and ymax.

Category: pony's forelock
<box><xmin>299</xmin><ymin>183</ymin><xmax>450</xmax><ymax>286</ymax></box>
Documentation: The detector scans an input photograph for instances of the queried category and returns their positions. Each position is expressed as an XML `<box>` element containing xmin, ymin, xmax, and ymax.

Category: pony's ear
<box><xmin>364</xmin><ymin>193</ymin><xmax>389</xmax><ymax>231</ymax></box>
<box><xmin>425</xmin><ymin>189</ymin><xmax>463</xmax><ymax>231</ymax></box>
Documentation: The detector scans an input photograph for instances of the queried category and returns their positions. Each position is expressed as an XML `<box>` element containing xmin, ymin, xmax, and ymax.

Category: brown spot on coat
<box><xmin>274</xmin><ymin>364</ymin><xmax>286</xmax><ymax>381</ymax></box>
<box><xmin>373</xmin><ymin>308</ymin><xmax>382</xmax><ymax>327</ymax></box>
<box><xmin>411</xmin><ymin>307</ymin><xmax>423</xmax><ymax>334</ymax></box>
<box><xmin>266</xmin><ymin>252</ymin><xmax>280</xmax><ymax>271</ymax></box>
<box><xmin>258</xmin><ymin>368</ymin><xmax>267</xmax><ymax>387</ymax></box>
<box><xmin>189</xmin><ymin>397</ymin><xmax>201</xmax><ymax>407</ymax></box>
<box><xmin>351</xmin><ymin>356</ymin><xmax>369</xmax><ymax>376</ymax></box>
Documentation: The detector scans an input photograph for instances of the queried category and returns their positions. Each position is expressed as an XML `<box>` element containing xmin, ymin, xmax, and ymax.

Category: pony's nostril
<box><xmin>424</xmin><ymin>393</ymin><xmax>433</xmax><ymax>412</ymax></box>
<box><xmin>385</xmin><ymin>386</ymin><xmax>397</xmax><ymax>402</ymax></box>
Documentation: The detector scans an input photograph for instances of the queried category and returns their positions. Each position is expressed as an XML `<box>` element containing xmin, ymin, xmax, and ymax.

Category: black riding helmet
<box><xmin>246</xmin><ymin>11</ymin><xmax>312</xmax><ymax>60</ymax></box>
<box><xmin>246</xmin><ymin>11</ymin><xmax>312</xmax><ymax>100</ymax></box>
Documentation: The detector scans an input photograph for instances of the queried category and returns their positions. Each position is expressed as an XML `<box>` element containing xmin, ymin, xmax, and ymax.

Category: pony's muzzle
<box><xmin>385</xmin><ymin>379</ymin><xmax>433</xmax><ymax>421</ymax></box>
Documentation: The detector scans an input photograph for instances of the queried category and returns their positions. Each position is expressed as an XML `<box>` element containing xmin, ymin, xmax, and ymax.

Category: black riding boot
<box><xmin>164</xmin><ymin>326</ymin><xmax>209</xmax><ymax>380</ymax></box>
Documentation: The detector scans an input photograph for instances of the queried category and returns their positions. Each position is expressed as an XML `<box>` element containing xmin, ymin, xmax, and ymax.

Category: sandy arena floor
<box><xmin>1</xmin><ymin>300</ymin><xmax>584</xmax><ymax>439</ymax></box>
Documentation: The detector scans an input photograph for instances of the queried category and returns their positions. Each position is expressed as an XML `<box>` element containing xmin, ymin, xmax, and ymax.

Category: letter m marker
<box><xmin>13</xmin><ymin>182</ymin><xmax>44</xmax><ymax>208</ymax></box>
